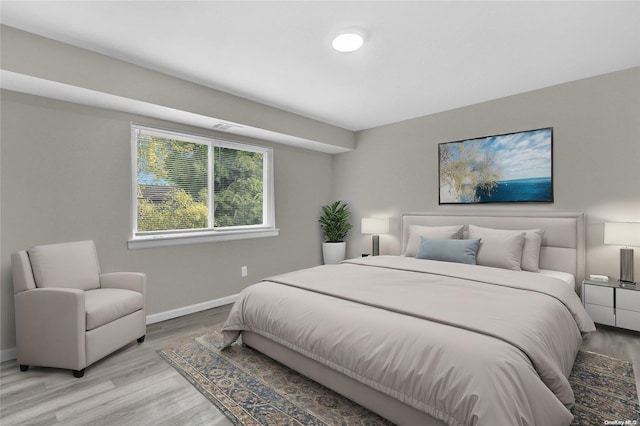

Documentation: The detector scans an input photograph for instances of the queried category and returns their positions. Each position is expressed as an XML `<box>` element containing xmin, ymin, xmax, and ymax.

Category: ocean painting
<box><xmin>439</xmin><ymin>128</ymin><xmax>553</xmax><ymax>204</ymax></box>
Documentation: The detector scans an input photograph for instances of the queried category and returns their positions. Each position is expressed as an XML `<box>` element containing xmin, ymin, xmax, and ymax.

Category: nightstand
<box><xmin>581</xmin><ymin>279</ymin><xmax>640</xmax><ymax>332</ymax></box>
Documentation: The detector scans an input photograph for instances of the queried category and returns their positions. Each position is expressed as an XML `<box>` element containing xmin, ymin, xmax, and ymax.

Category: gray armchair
<box><xmin>11</xmin><ymin>240</ymin><xmax>146</xmax><ymax>378</ymax></box>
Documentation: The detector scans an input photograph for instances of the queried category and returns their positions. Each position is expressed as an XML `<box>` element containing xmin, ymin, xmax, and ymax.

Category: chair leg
<box><xmin>137</xmin><ymin>335</ymin><xmax>146</xmax><ymax>343</ymax></box>
<box><xmin>19</xmin><ymin>365</ymin><xmax>29</xmax><ymax>372</ymax></box>
<box><xmin>72</xmin><ymin>369</ymin><xmax>85</xmax><ymax>378</ymax></box>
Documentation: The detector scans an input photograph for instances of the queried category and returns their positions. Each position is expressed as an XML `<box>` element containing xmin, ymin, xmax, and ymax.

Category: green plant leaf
<box><xmin>318</xmin><ymin>200</ymin><xmax>353</xmax><ymax>242</ymax></box>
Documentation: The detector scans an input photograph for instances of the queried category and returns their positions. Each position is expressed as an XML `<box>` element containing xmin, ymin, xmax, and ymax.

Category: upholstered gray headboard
<box><xmin>401</xmin><ymin>212</ymin><xmax>585</xmax><ymax>283</ymax></box>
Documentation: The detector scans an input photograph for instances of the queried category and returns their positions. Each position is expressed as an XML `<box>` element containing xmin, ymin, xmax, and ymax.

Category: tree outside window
<box><xmin>133</xmin><ymin>125</ymin><xmax>270</xmax><ymax>236</ymax></box>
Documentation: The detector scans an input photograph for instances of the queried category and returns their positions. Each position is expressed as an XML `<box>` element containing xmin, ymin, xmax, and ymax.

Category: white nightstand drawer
<box><xmin>585</xmin><ymin>303</ymin><xmax>615</xmax><ymax>326</ymax></box>
<box><xmin>584</xmin><ymin>285</ymin><xmax>614</xmax><ymax>307</ymax></box>
<box><xmin>616</xmin><ymin>309</ymin><xmax>640</xmax><ymax>332</ymax></box>
<box><xmin>616</xmin><ymin>288</ymin><xmax>640</xmax><ymax>312</ymax></box>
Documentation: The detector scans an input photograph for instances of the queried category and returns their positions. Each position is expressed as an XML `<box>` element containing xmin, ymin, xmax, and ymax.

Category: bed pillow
<box><xmin>416</xmin><ymin>237</ymin><xmax>481</xmax><ymax>265</ymax></box>
<box><xmin>468</xmin><ymin>225</ymin><xmax>526</xmax><ymax>271</ymax></box>
<box><xmin>521</xmin><ymin>228</ymin><xmax>545</xmax><ymax>272</ymax></box>
<box><xmin>404</xmin><ymin>224</ymin><xmax>464</xmax><ymax>257</ymax></box>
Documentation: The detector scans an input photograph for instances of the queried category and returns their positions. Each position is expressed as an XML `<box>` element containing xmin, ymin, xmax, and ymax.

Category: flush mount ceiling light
<box><xmin>332</xmin><ymin>32</ymin><xmax>364</xmax><ymax>53</ymax></box>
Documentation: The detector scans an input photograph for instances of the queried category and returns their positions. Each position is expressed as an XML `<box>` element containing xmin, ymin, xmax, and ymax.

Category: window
<box><xmin>129</xmin><ymin>124</ymin><xmax>276</xmax><ymax>248</ymax></box>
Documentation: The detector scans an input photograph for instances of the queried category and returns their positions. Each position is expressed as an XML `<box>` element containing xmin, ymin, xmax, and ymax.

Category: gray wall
<box><xmin>1</xmin><ymin>24</ymin><xmax>638</xmax><ymax>354</ymax></box>
<box><xmin>0</xmin><ymin>25</ymin><xmax>345</xmax><ymax>353</ymax></box>
<box><xmin>0</xmin><ymin>91</ymin><xmax>334</xmax><ymax>351</ymax></box>
<box><xmin>335</xmin><ymin>67</ymin><xmax>640</xmax><ymax>280</ymax></box>
<box><xmin>1</xmin><ymin>25</ymin><xmax>354</xmax><ymax>152</ymax></box>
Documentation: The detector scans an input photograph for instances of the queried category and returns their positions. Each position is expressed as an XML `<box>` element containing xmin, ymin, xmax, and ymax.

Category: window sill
<box><xmin>128</xmin><ymin>228</ymin><xmax>279</xmax><ymax>249</ymax></box>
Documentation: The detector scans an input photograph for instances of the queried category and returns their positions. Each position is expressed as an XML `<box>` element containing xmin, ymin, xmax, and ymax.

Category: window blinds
<box><xmin>133</xmin><ymin>124</ymin><xmax>271</xmax><ymax>235</ymax></box>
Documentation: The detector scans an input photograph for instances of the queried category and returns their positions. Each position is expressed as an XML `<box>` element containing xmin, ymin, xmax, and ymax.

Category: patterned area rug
<box><xmin>159</xmin><ymin>330</ymin><xmax>639</xmax><ymax>426</ymax></box>
<box><xmin>570</xmin><ymin>350</ymin><xmax>640</xmax><ymax>426</ymax></box>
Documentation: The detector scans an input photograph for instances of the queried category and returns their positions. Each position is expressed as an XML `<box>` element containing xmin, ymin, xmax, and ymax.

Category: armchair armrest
<box><xmin>11</xmin><ymin>251</ymin><xmax>37</xmax><ymax>294</ymax></box>
<box><xmin>100</xmin><ymin>272</ymin><xmax>146</xmax><ymax>294</ymax></box>
<box><xmin>14</xmin><ymin>288</ymin><xmax>86</xmax><ymax>370</ymax></box>
<box><xmin>100</xmin><ymin>272</ymin><xmax>147</xmax><ymax>315</ymax></box>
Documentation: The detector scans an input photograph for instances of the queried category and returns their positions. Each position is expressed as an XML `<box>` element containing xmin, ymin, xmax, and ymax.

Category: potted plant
<box><xmin>318</xmin><ymin>200</ymin><xmax>353</xmax><ymax>264</ymax></box>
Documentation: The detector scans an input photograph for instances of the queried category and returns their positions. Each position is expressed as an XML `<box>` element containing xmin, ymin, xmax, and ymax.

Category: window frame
<box><xmin>128</xmin><ymin>123</ymin><xmax>277</xmax><ymax>249</ymax></box>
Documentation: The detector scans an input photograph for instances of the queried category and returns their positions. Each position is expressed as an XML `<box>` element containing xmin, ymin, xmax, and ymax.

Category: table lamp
<box><xmin>604</xmin><ymin>222</ymin><xmax>640</xmax><ymax>283</ymax></box>
<box><xmin>361</xmin><ymin>218</ymin><xmax>389</xmax><ymax>256</ymax></box>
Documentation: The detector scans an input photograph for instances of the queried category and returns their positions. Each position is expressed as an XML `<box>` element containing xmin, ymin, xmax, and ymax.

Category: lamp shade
<box><xmin>604</xmin><ymin>222</ymin><xmax>640</xmax><ymax>247</ymax></box>
<box><xmin>361</xmin><ymin>218</ymin><xmax>389</xmax><ymax>235</ymax></box>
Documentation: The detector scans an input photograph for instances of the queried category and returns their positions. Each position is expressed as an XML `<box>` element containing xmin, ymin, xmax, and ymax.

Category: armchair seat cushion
<box><xmin>85</xmin><ymin>289</ymin><xmax>144</xmax><ymax>331</ymax></box>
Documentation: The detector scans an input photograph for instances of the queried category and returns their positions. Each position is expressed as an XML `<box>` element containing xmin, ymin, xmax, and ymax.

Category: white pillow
<box><xmin>468</xmin><ymin>225</ymin><xmax>526</xmax><ymax>271</ymax></box>
<box><xmin>404</xmin><ymin>224</ymin><xmax>464</xmax><ymax>257</ymax></box>
<box><xmin>521</xmin><ymin>228</ymin><xmax>544</xmax><ymax>272</ymax></box>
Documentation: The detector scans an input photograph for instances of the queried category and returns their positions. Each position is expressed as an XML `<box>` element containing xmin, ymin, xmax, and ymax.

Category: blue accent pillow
<box><xmin>416</xmin><ymin>236</ymin><xmax>481</xmax><ymax>265</ymax></box>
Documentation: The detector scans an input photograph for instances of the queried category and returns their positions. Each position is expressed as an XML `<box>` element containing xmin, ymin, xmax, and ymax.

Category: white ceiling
<box><xmin>1</xmin><ymin>1</ymin><xmax>639</xmax><ymax>131</ymax></box>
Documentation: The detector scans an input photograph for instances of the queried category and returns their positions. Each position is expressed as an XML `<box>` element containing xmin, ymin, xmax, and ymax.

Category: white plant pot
<box><xmin>322</xmin><ymin>242</ymin><xmax>346</xmax><ymax>265</ymax></box>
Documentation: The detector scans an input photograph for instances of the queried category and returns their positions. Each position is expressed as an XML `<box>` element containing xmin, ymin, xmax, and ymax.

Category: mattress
<box><xmin>223</xmin><ymin>255</ymin><xmax>595</xmax><ymax>426</ymax></box>
<box><xmin>539</xmin><ymin>269</ymin><xmax>576</xmax><ymax>289</ymax></box>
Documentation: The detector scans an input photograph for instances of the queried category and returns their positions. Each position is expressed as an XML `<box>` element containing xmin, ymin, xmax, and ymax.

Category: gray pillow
<box><xmin>404</xmin><ymin>224</ymin><xmax>464</xmax><ymax>257</ymax></box>
<box><xmin>468</xmin><ymin>225</ymin><xmax>526</xmax><ymax>271</ymax></box>
<box><xmin>416</xmin><ymin>237</ymin><xmax>481</xmax><ymax>265</ymax></box>
<box><xmin>521</xmin><ymin>228</ymin><xmax>545</xmax><ymax>272</ymax></box>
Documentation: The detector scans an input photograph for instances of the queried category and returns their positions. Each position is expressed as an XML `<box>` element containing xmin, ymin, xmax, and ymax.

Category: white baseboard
<box><xmin>145</xmin><ymin>294</ymin><xmax>238</xmax><ymax>325</ymax></box>
<box><xmin>0</xmin><ymin>294</ymin><xmax>238</xmax><ymax>362</ymax></box>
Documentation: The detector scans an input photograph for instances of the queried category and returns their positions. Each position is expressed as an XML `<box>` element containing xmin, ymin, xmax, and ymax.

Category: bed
<box><xmin>222</xmin><ymin>212</ymin><xmax>596</xmax><ymax>425</ymax></box>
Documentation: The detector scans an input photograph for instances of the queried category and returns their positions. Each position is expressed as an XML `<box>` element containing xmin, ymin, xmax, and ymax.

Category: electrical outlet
<box><xmin>241</xmin><ymin>266</ymin><xmax>248</xmax><ymax>277</ymax></box>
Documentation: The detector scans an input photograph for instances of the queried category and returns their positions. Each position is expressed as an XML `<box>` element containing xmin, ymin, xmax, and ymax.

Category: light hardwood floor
<box><xmin>0</xmin><ymin>306</ymin><xmax>234</xmax><ymax>426</ymax></box>
<box><xmin>1</xmin><ymin>305</ymin><xmax>639</xmax><ymax>425</ymax></box>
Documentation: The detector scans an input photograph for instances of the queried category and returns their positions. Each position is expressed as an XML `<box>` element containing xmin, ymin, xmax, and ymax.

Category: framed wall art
<box><xmin>439</xmin><ymin>127</ymin><xmax>553</xmax><ymax>204</ymax></box>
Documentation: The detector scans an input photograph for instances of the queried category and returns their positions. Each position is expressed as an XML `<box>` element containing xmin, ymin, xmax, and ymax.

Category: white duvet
<box><xmin>223</xmin><ymin>256</ymin><xmax>596</xmax><ymax>426</ymax></box>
